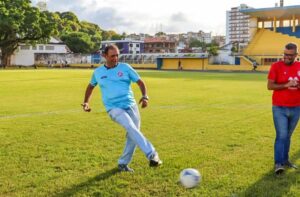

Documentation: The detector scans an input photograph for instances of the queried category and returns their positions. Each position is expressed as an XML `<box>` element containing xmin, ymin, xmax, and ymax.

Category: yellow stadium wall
<box><xmin>256</xmin><ymin>65</ymin><xmax>271</xmax><ymax>71</ymax></box>
<box><xmin>160</xmin><ymin>58</ymin><xmax>272</xmax><ymax>71</ymax></box>
<box><xmin>206</xmin><ymin>65</ymin><xmax>270</xmax><ymax>71</ymax></box>
<box><xmin>66</xmin><ymin>62</ymin><xmax>272</xmax><ymax>72</ymax></box>
<box><xmin>162</xmin><ymin>58</ymin><xmax>208</xmax><ymax>70</ymax></box>
<box><xmin>69</xmin><ymin>64</ymin><xmax>100</xmax><ymax>68</ymax></box>
<box><xmin>131</xmin><ymin>63</ymin><xmax>157</xmax><ymax>69</ymax></box>
<box><xmin>240</xmin><ymin>57</ymin><xmax>252</xmax><ymax>67</ymax></box>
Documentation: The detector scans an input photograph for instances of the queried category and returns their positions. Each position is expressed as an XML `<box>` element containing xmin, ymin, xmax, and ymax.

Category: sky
<box><xmin>32</xmin><ymin>0</ymin><xmax>300</xmax><ymax>36</ymax></box>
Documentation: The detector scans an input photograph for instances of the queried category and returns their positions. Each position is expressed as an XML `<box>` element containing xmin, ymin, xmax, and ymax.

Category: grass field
<box><xmin>1</xmin><ymin>69</ymin><xmax>300</xmax><ymax>196</ymax></box>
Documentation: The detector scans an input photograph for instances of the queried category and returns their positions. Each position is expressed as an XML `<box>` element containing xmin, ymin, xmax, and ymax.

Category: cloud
<box><xmin>32</xmin><ymin>0</ymin><xmax>300</xmax><ymax>35</ymax></box>
<box><xmin>84</xmin><ymin>7</ymin><xmax>136</xmax><ymax>32</ymax></box>
<box><xmin>159</xmin><ymin>12</ymin><xmax>205</xmax><ymax>33</ymax></box>
<box><xmin>32</xmin><ymin>0</ymin><xmax>221</xmax><ymax>34</ymax></box>
<box><xmin>170</xmin><ymin>12</ymin><xmax>188</xmax><ymax>22</ymax></box>
<box><xmin>33</xmin><ymin>0</ymin><xmax>136</xmax><ymax>32</ymax></box>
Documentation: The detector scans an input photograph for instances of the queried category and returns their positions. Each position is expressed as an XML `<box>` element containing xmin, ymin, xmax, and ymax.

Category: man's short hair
<box><xmin>103</xmin><ymin>45</ymin><xmax>119</xmax><ymax>55</ymax></box>
<box><xmin>285</xmin><ymin>43</ymin><xmax>298</xmax><ymax>53</ymax></box>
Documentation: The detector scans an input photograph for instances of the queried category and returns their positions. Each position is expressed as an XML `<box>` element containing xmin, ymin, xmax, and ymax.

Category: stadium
<box><xmin>241</xmin><ymin>5</ymin><xmax>300</xmax><ymax>66</ymax></box>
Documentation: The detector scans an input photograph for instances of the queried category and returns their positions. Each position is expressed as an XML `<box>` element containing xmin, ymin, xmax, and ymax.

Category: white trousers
<box><xmin>108</xmin><ymin>105</ymin><xmax>156</xmax><ymax>165</ymax></box>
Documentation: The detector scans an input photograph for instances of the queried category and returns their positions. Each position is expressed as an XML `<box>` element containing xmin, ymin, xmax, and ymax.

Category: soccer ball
<box><xmin>179</xmin><ymin>168</ymin><xmax>201</xmax><ymax>188</ymax></box>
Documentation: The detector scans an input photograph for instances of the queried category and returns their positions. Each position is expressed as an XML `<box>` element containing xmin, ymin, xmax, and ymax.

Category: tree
<box><xmin>0</xmin><ymin>0</ymin><xmax>55</xmax><ymax>67</ymax></box>
<box><xmin>90</xmin><ymin>34</ymin><xmax>102</xmax><ymax>52</ymax></box>
<box><xmin>155</xmin><ymin>32</ymin><xmax>166</xmax><ymax>37</ymax></box>
<box><xmin>101</xmin><ymin>30</ymin><xmax>123</xmax><ymax>41</ymax></box>
<box><xmin>121</xmin><ymin>32</ymin><xmax>127</xmax><ymax>38</ymax></box>
<box><xmin>43</xmin><ymin>11</ymin><xmax>61</xmax><ymax>36</ymax></box>
<box><xmin>207</xmin><ymin>45</ymin><xmax>219</xmax><ymax>56</ymax></box>
<box><xmin>111</xmin><ymin>34</ymin><xmax>123</xmax><ymax>40</ymax></box>
<box><xmin>101</xmin><ymin>30</ymin><xmax>114</xmax><ymax>41</ymax></box>
<box><xmin>189</xmin><ymin>38</ymin><xmax>205</xmax><ymax>48</ymax></box>
<box><xmin>231</xmin><ymin>46</ymin><xmax>238</xmax><ymax>53</ymax></box>
<box><xmin>44</xmin><ymin>12</ymin><xmax>103</xmax><ymax>53</ymax></box>
<box><xmin>59</xmin><ymin>12</ymin><xmax>79</xmax><ymax>24</ymax></box>
<box><xmin>80</xmin><ymin>21</ymin><xmax>101</xmax><ymax>35</ymax></box>
<box><xmin>61</xmin><ymin>32</ymin><xmax>94</xmax><ymax>53</ymax></box>
<box><xmin>62</xmin><ymin>20</ymin><xmax>81</xmax><ymax>32</ymax></box>
<box><xmin>101</xmin><ymin>31</ymin><xmax>110</xmax><ymax>41</ymax></box>
<box><xmin>80</xmin><ymin>21</ymin><xmax>102</xmax><ymax>52</ymax></box>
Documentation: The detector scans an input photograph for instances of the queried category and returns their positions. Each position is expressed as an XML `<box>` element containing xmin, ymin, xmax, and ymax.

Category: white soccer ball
<box><xmin>179</xmin><ymin>168</ymin><xmax>201</xmax><ymax>188</ymax></box>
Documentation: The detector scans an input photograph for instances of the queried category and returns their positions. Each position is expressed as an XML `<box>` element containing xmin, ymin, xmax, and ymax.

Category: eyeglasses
<box><xmin>284</xmin><ymin>53</ymin><xmax>297</xmax><ymax>57</ymax></box>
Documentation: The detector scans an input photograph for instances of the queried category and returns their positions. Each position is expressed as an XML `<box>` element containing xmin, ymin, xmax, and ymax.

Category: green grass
<box><xmin>1</xmin><ymin>69</ymin><xmax>300</xmax><ymax>196</ymax></box>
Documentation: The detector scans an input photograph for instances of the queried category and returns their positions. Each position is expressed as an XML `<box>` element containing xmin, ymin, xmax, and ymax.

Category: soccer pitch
<box><xmin>1</xmin><ymin>69</ymin><xmax>300</xmax><ymax>196</ymax></box>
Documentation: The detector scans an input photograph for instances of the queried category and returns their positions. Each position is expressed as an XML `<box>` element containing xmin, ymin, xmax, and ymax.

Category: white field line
<box><xmin>0</xmin><ymin>109</ymin><xmax>83</xmax><ymax>120</ymax></box>
<box><xmin>0</xmin><ymin>104</ymin><xmax>269</xmax><ymax>120</ymax></box>
<box><xmin>151</xmin><ymin>103</ymin><xmax>270</xmax><ymax>110</ymax></box>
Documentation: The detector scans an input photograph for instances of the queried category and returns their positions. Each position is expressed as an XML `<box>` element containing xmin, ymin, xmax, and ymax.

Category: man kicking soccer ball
<box><xmin>82</xmin><ymin>44</ymin><xmax>162</xmax><ymax>172</ymax></box>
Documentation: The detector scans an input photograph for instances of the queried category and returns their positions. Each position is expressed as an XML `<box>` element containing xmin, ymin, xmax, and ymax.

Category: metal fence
<box><xmin>101</xmin><ymin>53</ymin><xmax>208</xmax><ymax>64</ymax></box>
<box><xmin>34</xmin><ymin>53</ymin><xmax>208</xmax><ymax>66</ymax></box>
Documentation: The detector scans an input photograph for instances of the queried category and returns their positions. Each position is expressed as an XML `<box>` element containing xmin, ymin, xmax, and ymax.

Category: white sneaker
<box><xmin>149</xmin><ymin>153</ymin><xmax>162</xmax><ymax>167</ymax></box>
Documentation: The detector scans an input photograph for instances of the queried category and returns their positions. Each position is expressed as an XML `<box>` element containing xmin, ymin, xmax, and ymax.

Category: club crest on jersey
<box><xmin>288</xmin><ymin>77</ymin><xmax>298</xmax><ymax>81</ymax></box>
<box><xmin>117</xmin><ymin>71</ymin><xmax>123</xmax><ymax>77</ymax></box>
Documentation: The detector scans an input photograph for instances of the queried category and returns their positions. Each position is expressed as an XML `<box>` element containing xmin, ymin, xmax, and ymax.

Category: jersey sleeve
<box><xmin>268</xmin><ymin>63</ymin><xmax>277</xmax><ymax>81</ymax></box>
<box><xmin>90</xmin><ymin>71</ymin><xmax>98</xmax><ymax>86</ymax></box>
<box><xmin>127</xmin><ymin>64</ymin><xmax>140</xmax><ymax>82</ymax></box>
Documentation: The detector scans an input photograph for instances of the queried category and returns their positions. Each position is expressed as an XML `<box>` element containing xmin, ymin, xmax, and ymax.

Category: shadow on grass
<box><xmin>240</xmin><ymin>150</ymin><xmax>300</xmax><ymax>197</ymax></box>
<box><xmin>53</xmin><ymin>168</ymin><xmax>119</xmax><ymax>197</ymax></box>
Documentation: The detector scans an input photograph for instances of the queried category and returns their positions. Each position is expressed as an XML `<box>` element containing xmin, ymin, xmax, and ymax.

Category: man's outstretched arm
<box><xmin>136</xmin><ymin>79</ymin><xmax>149</xmax><ymax>108</ymax></box>
<box><xmin>82</xmin><ymin>84</ymin><xmax>95</xmax><ymax>112</ymax></box>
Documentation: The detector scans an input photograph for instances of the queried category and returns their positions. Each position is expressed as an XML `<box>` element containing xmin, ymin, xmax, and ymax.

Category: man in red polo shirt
<box><xmin>268</xmin><ymin>43</ymin><xmax>300</xmax><ymax>175</ymax></box>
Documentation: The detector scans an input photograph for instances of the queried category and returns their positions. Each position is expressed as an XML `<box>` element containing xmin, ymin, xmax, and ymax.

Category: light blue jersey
<box><xmin>90</xmin><ymin>62</ymin><xmax>140</xmax><ymax>111</ymax></box>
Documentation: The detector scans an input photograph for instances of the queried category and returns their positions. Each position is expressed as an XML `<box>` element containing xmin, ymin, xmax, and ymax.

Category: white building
<box><xmin>100</xmin><ymin>40</ymin><xmax>144</xmax><ymax>54</ymax></box>
<box><xmin>226</xmin><ymin>4</ymin><xmax>253</xmax><ymax>49</ymax></box>
<box><xmin>11</xmin><ymin>37</ymin><xmax>70</xmax><ymax>66</ymax></box>
<box><xmin>186</xmin><ymin>31</ymin><xmax>212</xmax><ymax>44</ymax></box>
<box><xmin>176</xmin><ymin>41</ymin><xmax>186</xmax><ymax>53</ymax></box>
<box><xmin>212</xmin><ymin>35</ymin><xmax>226</xmax><ymax>47</ymax></box>
<box><xmin>202</xmin><ymin>32</ymin><xmax>212</xmax><ymax>44</ymax></box>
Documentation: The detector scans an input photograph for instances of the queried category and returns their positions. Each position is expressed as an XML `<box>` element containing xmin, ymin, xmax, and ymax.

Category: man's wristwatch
<box><xmin>141</xmin><ymin>95</ymin><xmax>149</xmax><ymax>100</ymax></box>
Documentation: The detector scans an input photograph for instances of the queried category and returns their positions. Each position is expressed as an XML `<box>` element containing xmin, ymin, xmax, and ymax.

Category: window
<box><xmin>20</xmin><ymin>45</ymin><xmax>30</xmax><ymax>50</ymax></box>
<box><xmin>129</xmin><ymin>43</ymin><xmax>133</xmax><ymax>47</ymax></box>
<box><xmin>39</xmin><ymin>46</ymin><xmax>44</xmax><ymax>50</ymax></box>
<box><xmin>136</xmin><ymin>44</ymin><xmax>140</xmax><ymax>48</ymax></box>
<box><xmin>32</xmin><ymin>46</ymin><xmax>37</xmax><ymax>50</ymax></box>
<box><xmin>46</xmin><ymin>46</ymin><xmax>54</xmax><ymax>50</ymax></box>
<box><xmin>264</xmin><ymin>58</ymin><xmax>278</xmax><ymax>64</ymax></box>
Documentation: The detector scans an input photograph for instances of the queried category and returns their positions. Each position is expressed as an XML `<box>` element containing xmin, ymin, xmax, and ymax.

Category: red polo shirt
<box><xmin>268</xmin><ymin>61</ymin><xmax>300</xmax><ymax>106</ymax></box>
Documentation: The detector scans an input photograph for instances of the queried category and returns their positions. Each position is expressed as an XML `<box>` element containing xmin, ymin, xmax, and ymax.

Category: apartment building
<box><xmin>226</xmin><ymin>4</ymin><xmax>252</xmax><ymax>49</ymax></box>
<box><xmin>144</xmin><ymin>37</ymin><xmax>176</xmax><ymax>53</ymax></box>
